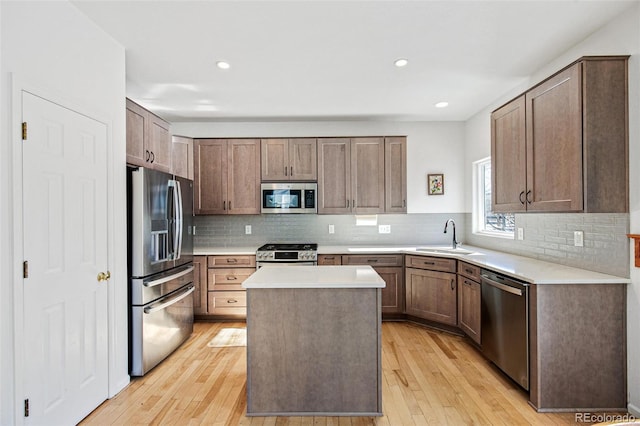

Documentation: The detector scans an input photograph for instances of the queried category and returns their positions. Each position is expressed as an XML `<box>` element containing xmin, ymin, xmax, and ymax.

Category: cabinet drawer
<box><xmin>342</xmin><ymin>254</ymin><xmax>403</xmax><ymax>267</ymax></box>
<box><xmin>457</xmin><ymin>262</ymin><xmax>481</xmax><ymax>282</ymax></box>
<box><xmin>208</xmin><ymin>255</ymin><xmax>256</xmax><ymax>268</ymax></box>
<box><xmin>208</xmin><ymin>291</ymin><xmax>247</xmax><ymax>316</ymax></box>
<box><xmin>405</xmin><ymin>255</ymin><xmax>456</xmax><ymax>273</ymax></box>
<box><xmin>318</xmin><ymin>254</ymin><xmax>342</xmax><ymax>265</ymax></box>
<box><xmin>208</xmin><ymin>268</ymin><xmax>253</xmax><ymax>291</ymax></box>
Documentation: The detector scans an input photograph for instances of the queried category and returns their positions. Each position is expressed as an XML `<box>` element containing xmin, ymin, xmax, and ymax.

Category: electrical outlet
<box><xmin>245</xmin><ymin>225</ymin><xmax>252</xmax><ymax>235</ymax></box>
<box><xmin>574</xmin><ymin>230</ymin><xmax>584</xmax><ymax>247</ymax></box>
<box><xmin>328</xmin><ymin>224</ymin><xmax>335</xmax><ymax>234</ymax></box>
<box><xmin>379</xmin><ymin>225</ymin><xmax>391</xmax><ymax>234</ymax></box>
<box><xmin>517</xmin><ymin>228</ymin><xmax>524</xmax><ymax>240</ymax></box>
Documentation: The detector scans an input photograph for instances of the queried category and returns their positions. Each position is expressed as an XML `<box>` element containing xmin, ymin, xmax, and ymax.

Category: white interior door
<box><xmin>22</xmin><ymin>91</ymin><xmax>109</xmax><ymax>425</ymax></box>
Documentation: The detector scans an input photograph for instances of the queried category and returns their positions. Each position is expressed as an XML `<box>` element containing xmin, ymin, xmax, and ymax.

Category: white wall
<box><xmin>172</xmin><ymin>120</ymin><xmax>467</xmax><ymax>214</ymax></box>
<box><xmin>0</xmin><ymin>2</ymin><xmax>128</xmax><ymax>424</ymax></box>
<box><xmin>463</xmin><ymin>4</ymin><xmax>640</xmax><ymax>415</ymax></box>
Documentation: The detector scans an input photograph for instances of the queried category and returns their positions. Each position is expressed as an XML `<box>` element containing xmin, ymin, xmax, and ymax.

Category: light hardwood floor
<box><xmin>81</xmin><ymin>321</ymin><xmax>591</xmax><ymax>425</ymax></box>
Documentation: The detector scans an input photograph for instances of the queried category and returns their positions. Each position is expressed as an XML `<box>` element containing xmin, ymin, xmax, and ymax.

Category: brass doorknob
<box><xmin>97</xmin><ymin>271</ymin><xmax>111</xmax><ymax>282</ymax></box>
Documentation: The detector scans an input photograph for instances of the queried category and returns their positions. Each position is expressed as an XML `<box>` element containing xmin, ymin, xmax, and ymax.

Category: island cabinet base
<box><xmin>246</xmin><ymin>287</ymin><xmax>382</xmax><ymax>416</ymax></box>
<box><xmin>529</xmin><ymin>283</ymin><xmax>627</xmax><ymax>412</ymax></box>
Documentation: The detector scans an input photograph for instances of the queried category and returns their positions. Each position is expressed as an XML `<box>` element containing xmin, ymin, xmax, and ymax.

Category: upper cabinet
<box><xmin>491</xmin><ymin>56</ymin><xmax>628</xmax><ymax>213</ymax></box>
<box><xmin>171</xmin><ymin>135</ymin><xmax>194</xmax><ymax>180</ymax></box>
<box><xmin>126</xmin><ymin>98</ymin><xmax>171</xmax><ymax>172</ymax></box>
<box><xmin>317</xmin><ymin>136</ymin><xmax>406</xmax><ymax>214</ymax></box>
<box><xmin>193</xmin><ymin>139</ymin><xmax>261</xmax><ymax>215</ymax></box>
<box><xmin>261</xmin><ymin>138</ymin><xmax>317</xmax><ymax>181</ymax></box>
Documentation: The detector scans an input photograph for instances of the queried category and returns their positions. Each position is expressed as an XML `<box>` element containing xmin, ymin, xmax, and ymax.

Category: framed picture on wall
<box><xmin>427</xmin><ymin>173</ymin><xmax>444</xmax><ymax>195</ymax></box>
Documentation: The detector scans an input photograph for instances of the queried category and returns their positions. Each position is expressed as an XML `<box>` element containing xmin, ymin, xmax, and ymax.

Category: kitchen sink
<box><xmin>415</xmin><ymin>247</ymin><xmax>475</xmax><ymax>255</ymax></box>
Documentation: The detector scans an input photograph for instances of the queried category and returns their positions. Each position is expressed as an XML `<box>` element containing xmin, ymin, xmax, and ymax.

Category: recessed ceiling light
<box><xmin>394</xmin><ymin>58</ymin><xmax>408</xmax><ymax>67</ymax></box>
<box><xmin>216</xmin><ymin>61</ymin><xmax>230</xmax><ymax>70</ymax></box>
<box><xmin>435</xmin><ymin>101</ymin><xmax>449</xmax><ymax>108</ymax></box>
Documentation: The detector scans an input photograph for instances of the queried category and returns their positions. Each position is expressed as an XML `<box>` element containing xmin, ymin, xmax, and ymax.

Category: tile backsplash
<box><xmin>193</xmin><ymin>212</ymin><xmax>629</xmax><ymax>278</ymax></box>
<box><xmin>464</xmin><ymin>213</ymin><xmax>629</xmax><ymax>278</ymax></box>
<box><xmin>194</xmin><ymin>213</ymin><xmax>466</xmax><ymax>248</ymax></box>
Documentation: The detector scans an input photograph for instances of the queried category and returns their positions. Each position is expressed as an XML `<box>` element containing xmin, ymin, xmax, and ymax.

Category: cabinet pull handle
<box><xmin>150</xmin><ymin>151</ymin><xmax>155</xmax><ymax>163</ymax></box>
<box><xmin>353</xmin><ymin>199</ymin><xmax>355</xmax><ymax>208</ymax></box>
<box><xmin>367</xmin><ymin>259</ymin><xmax>378</xmax><ymax>263</ymax></box>
<box><xmin>223</xmin><ymin>201</ymin><xmax>226</xmax><ymax>211</ymax></box>
<box><xmin>226</xmin><ymin>276</ymin><xmax>237</xmax><ymax>280</ymax></box>
<box><xmin>285</xmin><ymin>167</ymin><xmax>288</xmax><ymax>176</ymax></box>
<box><xmin>229</xmin><ymin>201</ymin><xmax>231</xmax><ymax>210</ymax></box>
<box><xmin>451</xmin><ymin>279</ymin><xmax>455</xmax><ymax>290</ymax></box>
<box><xmin>227</xmin><ymin>299</ymin><xmax>238</xmax><ymax>304</ymax></box>
<box><xmin>226</xmin><ymin>258</ymin><xmax>238</xmax><ymax>263</ymax></box>
<box><xmin>465</xmin><ymin>268</ymin><xmax>474</xmax><ymax>274</ymax></box>
<box><xmin>423</xmin><ymin>261</ymin><xmax>435</xmax><ymax>265</ymax></box>
<box><xmin>347</xmin><ymin>200</ymin><xmax>350</xmax><ymax>208</ymax></box>
<box><xmin>403</xmin><ymin>199</ymin><xmax>406</xmax><ymax>207</ymax></box>
<box><xmin>145</xmin><ymin>150</ymin><xmax>150</xmax><ymax>162</ymax></box>
<box><xmin>290</xmin><ymin>166</ymin><xmax>293</xmax><ymax>176</ymax></box>
<box><xmin>526</xmin><ymin>190</ymin><xmax>532</xmax><ymax>204</ymax></box>
<box><xmin>519</xmin><ymin>191</ymin><xmax>525</xmax><ymax>205</ymax></box>
<box><xmin>464</xmin><ymin>280</ymin><xmax>472</xmax><ymax>286</ymax></box>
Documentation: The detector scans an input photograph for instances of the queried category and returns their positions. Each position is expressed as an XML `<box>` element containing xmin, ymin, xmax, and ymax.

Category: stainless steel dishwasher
<box><xmin>480</xmin><ymin>270</ymin><xmax>529</xmax><ymax>390</ymax></box>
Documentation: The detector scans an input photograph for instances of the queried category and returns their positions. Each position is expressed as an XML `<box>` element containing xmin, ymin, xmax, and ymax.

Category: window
<box><xmin>473</xmin><ymin>158</ymin><xmax>515</xmax><ymax>238</ymax></box>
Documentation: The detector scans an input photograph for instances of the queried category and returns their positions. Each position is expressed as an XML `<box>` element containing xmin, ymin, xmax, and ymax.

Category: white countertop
<box><xmin>242</xmin><ymin>265</ymin><xmax>386</xmax><ymax>289</ymax></box>
<box><xmin>194</xmin><ymin>244</ymin><xmax>630</xmax><ymax>285</ymax></box>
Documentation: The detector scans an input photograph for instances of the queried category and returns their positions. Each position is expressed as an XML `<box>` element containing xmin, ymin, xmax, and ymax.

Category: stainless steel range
<box><xmin>256</xmin><ymin>243</ymin><xmax>318</xmax><ymax>268</ymax></box>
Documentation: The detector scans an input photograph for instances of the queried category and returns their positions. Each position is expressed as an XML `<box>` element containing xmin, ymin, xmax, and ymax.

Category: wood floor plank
<box><xmin>81</xmin><ymin>321</ymin><xmax>598</xmax><ymax>425</ymax></box>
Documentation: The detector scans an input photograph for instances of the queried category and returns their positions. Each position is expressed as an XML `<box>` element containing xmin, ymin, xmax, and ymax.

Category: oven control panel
<box><xmin>256</xmin><ymin>250</ymin><xmax>317</xmax><ymax>262</ymax></box>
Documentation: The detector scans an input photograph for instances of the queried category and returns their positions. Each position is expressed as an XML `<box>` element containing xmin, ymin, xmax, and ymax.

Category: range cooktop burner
<box><xmin>257</xmin><ymin>243</ymin><xmax>317</xmax><ymax>251</ymax></box>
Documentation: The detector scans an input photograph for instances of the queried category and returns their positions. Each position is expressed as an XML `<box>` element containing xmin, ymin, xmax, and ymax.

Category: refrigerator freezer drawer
<box><xmin>130</xmin><ymin>283</ymin><xmax>195</xmax><ymax>376</ymax></box>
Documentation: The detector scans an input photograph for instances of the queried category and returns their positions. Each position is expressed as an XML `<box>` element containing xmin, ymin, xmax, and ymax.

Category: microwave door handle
<box><xmin>174</xmin><ymin>180</ymin><xmax>183</xmax><ymax>260</ymax></box>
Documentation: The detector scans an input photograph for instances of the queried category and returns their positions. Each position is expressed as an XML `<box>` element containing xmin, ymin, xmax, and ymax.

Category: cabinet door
<box><xmin>172</xmin><ymin>135</ymin><xmax>193</xmax><ymax>180</ymax></box>
<box><xmin>351</xmin><ymin>137</ymin><xmax>385</xmax><ymax>214</ymax></box>
<box><xmin>261</xmin><ymin>138</ymin><xmax>289</xmax><ymax>181</ymax></box>
<box><xmin>228</xmin><ymin>139</ymin><xmax>261</xmax><ymax>214</ymax></box>
<box><xmin>491</xmin><ymin>95</ymin><xmax>527</xmax><ymax>212</ymax></box>
<box><xmin>193</xmin><ymin>256</ymin><xmax>208</xmax><ymax>315</ymax></box>
<box><xmin>194</xmin><ymin>139</ymin><xmax>228</xmax><ymax>214</ymax></box>
<box><xmin>318</xmin><ymin>138</ymin><xmax>351</xmax><ymax>214</ymax></box>
<box><xmin>147</xmin><ymin>113</ymin><xmax>172</xmax><ymax>173</ymax></box>
<box><xmin>318</xmin><ymin>254</ymin><xmax>342</xmax><ymax>265</ymax></box>
<box><xmin>289</xmin><ymin>138</ymin><xmax>317</xmax><ymax>181</ymax></box>
<box><xmin>384</xmin><ymin>137</ymin><xmax>407</xmax><ymax>213</ymax></box>
<box><xmin>125</xmin><ymin>99</ymin><xmax>147</xmax><ymax>167</ymax></box>
<box><xmin>375</xmin><ymin>267</ymin><xmax>404</xmax><ymax>314</ymax></box>
<box><xmin>525</xmin><ymin>63</ymin><xmax>583</xmax><ymax>212</ymax></box>
<box><xmin>458</xmin><ymin>276</ymin><xmax>480</xmax><ymax>344</ymax></box>
<box><xmin>405</xmin><ymin>268</ymin><xmax>457</xmax><ymax>325</ymax></box>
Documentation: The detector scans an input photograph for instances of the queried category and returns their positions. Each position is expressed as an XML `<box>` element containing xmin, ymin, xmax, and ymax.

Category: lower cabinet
<box><xmin>341</xmin><ymin>254</ymin><xmax>404</xmax><ymax>314</ymax></box>
<box><xmin>317</xmin><ymin>254</ymin><xmax>342</xmax><ymax>265</ymax></box>
<box><xmin>405</xmin><ymin>255</ymin><xmax>457</xmax><ymax>326</ymax></box>
<box><xmin>457</xmin><ymin>261</ymin><xmax>481</xmax><ymax>344</ymax></box>
<box><xmin>193</xmin><ymin>254</ymin><xmax>256</xmax><ymax>319</ymax></box>
<box><xmin>193</xmin><ymin>256</ymin><xmax>208</xmax><ymax>315</ymax></box>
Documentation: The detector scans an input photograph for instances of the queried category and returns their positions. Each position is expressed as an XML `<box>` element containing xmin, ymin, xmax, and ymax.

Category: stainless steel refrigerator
<box><xmin>127</xmin><ymin>166</ymin><xmax>194</xmax><ymax>376</ymax></box>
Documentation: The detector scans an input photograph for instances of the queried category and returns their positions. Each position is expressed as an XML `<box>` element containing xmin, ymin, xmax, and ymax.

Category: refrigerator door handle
<box><xmin>144</xmin><ymin>283</ymin><xmax>195</xmax><ymax>314</ymax></box>
<box><xmin>174</xmin><ymin>180</ymin><xmax>184</xmax><ymax>260</ymax></box>
<box><xmin>142</xmin><ymin>265</ymin><xmax>195</xmax><ymax>288</ymax></box>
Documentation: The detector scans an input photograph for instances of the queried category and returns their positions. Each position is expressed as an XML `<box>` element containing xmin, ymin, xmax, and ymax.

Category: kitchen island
<box><xmin>242</xmin><ymin>265</ymin><xmax>385</xmax><ymax>417</ymax></box>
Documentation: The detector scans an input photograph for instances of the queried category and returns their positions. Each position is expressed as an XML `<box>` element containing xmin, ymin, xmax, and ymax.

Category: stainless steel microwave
<box><xmin>261</xmin><ymin>183</ymin><xmax>317</xmax><ymax>214</ymax></box>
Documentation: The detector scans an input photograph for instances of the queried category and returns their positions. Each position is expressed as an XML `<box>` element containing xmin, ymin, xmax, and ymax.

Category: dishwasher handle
<box><xmin>481</xmin><ymin>274</ymin><xmax>526</xmax><ymax>296</ymax></box>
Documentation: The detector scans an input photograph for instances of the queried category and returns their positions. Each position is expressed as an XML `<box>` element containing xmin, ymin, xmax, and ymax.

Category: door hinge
<box><xmin>23</xmin><ymin>261</ymin><xmax>29</xmax><ymax>279</ymax></box>
<box><xmin>24</xmin><ymin>399</ymin><xmax>29</xmax><ymax>417</ymax></box>
<box><xmin>22</xmin><ymin>122</ymin><xmax>27</xmax><ymax>140</ymax></box>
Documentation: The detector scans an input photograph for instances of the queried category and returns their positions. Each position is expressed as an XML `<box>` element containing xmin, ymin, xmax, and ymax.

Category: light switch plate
<box><xmin>574</xmin><ymin>230</ymin><xmax>584</xmax><ymax>247</ymax></box>
<box><xmin>245</xmin><ymin>225</ymin><xmax>252</xmax><ymax>235</ymax></box>
<box><xmin>379</xmin><ymin>225</ymin><xmax>391</xmax><ymax>234</ymax></box>
<box><xmin>328</xmin><ymin>224</ymin><xmax>335</xmax><ymax>234</ymax></box>
<box><xmin>517</xmin><ymin>228</ymin><xmax>524</xmax><ymax>240</ymax></box>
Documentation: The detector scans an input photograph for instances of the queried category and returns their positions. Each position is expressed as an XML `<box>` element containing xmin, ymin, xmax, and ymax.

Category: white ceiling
<box><xmin>72</xmin><ymin>0</ymin><xmax>636</xmax><ymax>122</ymax></box>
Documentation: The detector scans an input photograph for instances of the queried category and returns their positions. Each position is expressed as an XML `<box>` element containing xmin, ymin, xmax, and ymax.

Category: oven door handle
<box><xmin>144</xmin><ymin>284</ymin><xmax>195</xmax><ymax>314</ymax></box>
<box><xmin>481</xmin><ymin>275</ymin><xmax>525</xmax><ymax>296</ymax></box>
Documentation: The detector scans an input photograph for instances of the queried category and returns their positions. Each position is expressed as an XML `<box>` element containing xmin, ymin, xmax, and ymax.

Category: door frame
<box><xmin>9</xmin><ymin>74</ymin><xmax>125</xmax><ymax>424</ymax></box>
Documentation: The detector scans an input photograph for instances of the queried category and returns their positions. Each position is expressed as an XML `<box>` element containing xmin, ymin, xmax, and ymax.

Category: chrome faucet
<box><xmin>444</xmin><ymin>219</ymin><xmax>458</xmax><ymax>249</ymax></box>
